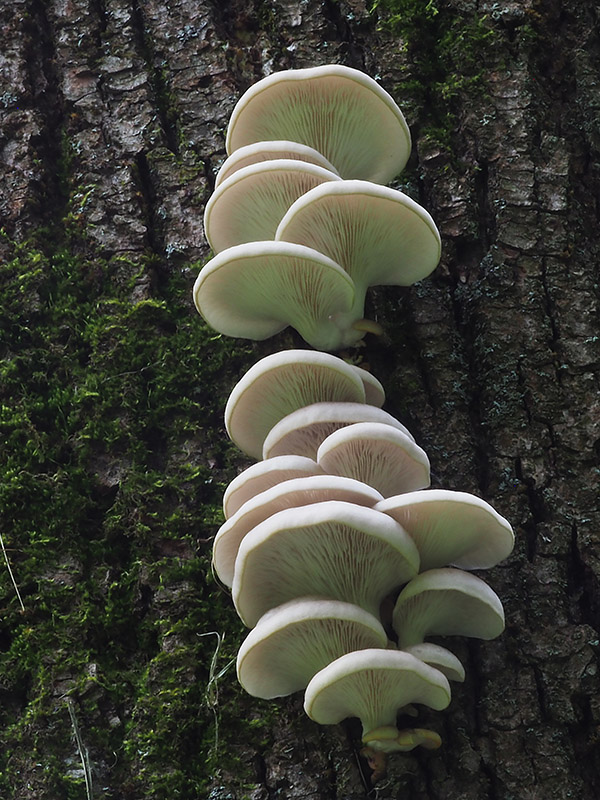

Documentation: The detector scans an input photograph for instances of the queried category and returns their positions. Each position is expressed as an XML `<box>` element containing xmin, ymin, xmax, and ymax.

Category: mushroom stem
<box><xmin>362</xmin><ymin>725</ymin><xmax>442</xmax><ymax>753</ymax></box>
<box><xmin>352</xmin><ymin>318</ymin><xmax>383</xmax><ymax>336</ymax></box>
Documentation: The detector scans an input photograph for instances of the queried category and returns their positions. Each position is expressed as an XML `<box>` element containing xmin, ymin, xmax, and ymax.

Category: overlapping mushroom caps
<box><xmin>212</xmin><ymin>346</ymin><xmax>513</xmax><ymax>761</ymax></box>
<box><xmin>193</xmin><ymin>64</ymin><xmax>515</xmax><ymax>771</ymax></box>
<box><xmin>194</xmin><ymin>64</ymin><xmax>441</xmax><ymax>351</ymax></box>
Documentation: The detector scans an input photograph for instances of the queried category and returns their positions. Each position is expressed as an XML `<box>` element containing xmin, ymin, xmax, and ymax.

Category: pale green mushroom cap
<box><xmin>223</xmin><ymin>455</ymin><xmax>323</xmax><ymax>519</ymax></box>
<box><xmin>402</xmin><ymin>643</ymin><xmax>466</xmax><ymax>683</ymax></box>
<box><xmin>316</xmin><ymin>422</ymin><xmax>430</xmax><ymax>496</ymax></box>
<box><xmin>276</xmin><ymin>181</ymin><xmax>442</xmax><ymax>299</ymax></box>
<box><xmin>236</xmin><ymin>597</ymin><xmax>388</xmax><ymax>698</ymax></box>
<box><xmin>214</xmin><ymin>140</ymin><xmax>340</xmax><ymax>187</ymax></box>
<box><xmin>213</xmin><ymin>474</ymin><xmax>383</xmax><ymax>588</ymax></box>
<box><xmin>224</xmin><ymin>350</ymin><xmax>369</xmax><ymax>460</ymax></box>
<box><xmin>263</xmin><ymin>401</ymin><xmax>415</xmax><ymax>460</ymax></box>
<box><xmin>375</xmin><ymin>489</ymin><xmax>515</xmax><ymax>571</ymax></box>
<box><xmin>193</xmin><ymin>241</ymin><xmax>366</xmax><ymax>353</ymax></box>
<box><xmin>232</xmin><ymin>500</ymin><xmax>420</xmax><ymax>627</ymax></box>
<box><xmin>226</xmin><ymin>65</ymin><xmax>411</xmax><ymax>183</ymax></box>
<box><xmin>304</xmin><ymin>648</ymin><xmax>450</xmax><ymax>745</ymax></box>
<box><xmin>204</xmin><ymin>159</ymin><xmax>341</xmax><ymax>253</ymax></box>
<box><xmin>393</xmin><ymin>567</ymin><xmax>506</xmax><ymax>649</ymax></box>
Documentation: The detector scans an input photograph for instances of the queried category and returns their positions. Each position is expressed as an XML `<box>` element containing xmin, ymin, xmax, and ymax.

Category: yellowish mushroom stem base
<box><xmin>362</xmin><ymin>725</ymin><xmax>442</xmax><ymax>753</ymax></box>
<box><xmin>352</xmin><ymin>318</ymin><xmax>384</xmax><ymax>336</ymax></box>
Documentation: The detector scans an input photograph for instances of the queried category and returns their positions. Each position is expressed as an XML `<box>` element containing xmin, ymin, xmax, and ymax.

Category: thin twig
<box><xmin>66</xmin><ymin>697</ymin><xmax>93</xmax><ymax>800</ymax></box>
<box><xmin>198</xmin><ymin>630</ymin><xmax>235</xmax><ymax>754</ymax></box>
<box><xmin>0</xmin><ymin>532</ymin><xmax>24</xmax><ymax>612</ymax></box>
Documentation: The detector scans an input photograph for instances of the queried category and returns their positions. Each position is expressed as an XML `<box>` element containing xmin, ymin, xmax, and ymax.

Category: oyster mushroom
<box><xmin>226</xmin><ymin>64</ymin><xmax>411</xmax><ymax>183</ymax></box>
<box><xmin>193</xmin><ymin>240</ymin><xmax>364</xmax><ymax>352</ymax></box>
<box><xmin>232</xmin><ymin>500</ymin><xmax>420</xmax><ymax>627</ymax></box>
<box><xmin>392</xmin><ymin>568</ymin><xmax>505</xmax><ymax>648</ymax></box>
<box><xmin>224</xmin><ymin>350</ymin><xmax>372</xmax><ymax>460</ymax></box>
<box><xmin>304</xmin><ymin>648</ymin><xmax>450</xmax><ymax>753</ymax></box>
<box><xmin>263</xmin><ymin>401</ymin><xmax>414</xmax><ymax>460</ymax></box>
<box><xmin>237</xmin><ymin>597</ymin><xmax>388</xmax><ymax>698</ymax></box>
<box><xmin>316</xmin><ymin>422</ymin><xmax>430</xmax><ymax>496</ymax></box>
<box><xmin>213</xmin><ymin>474</ymin><xmax>383</xmax><ymax>587</ymax></box>
<box><xmin>204</xmin><ymin>159</ymin><xmax>341</xmax><ymax>252</ymax></box>
<box><xmin>214</xmin><ymin>140</ymin><xmax>340</xmax><ymax>187</ymax></box>
<box><xmin>375</xmin><ymin>489</ymin><xmax>514</xmax><ymax>571</ymax></box>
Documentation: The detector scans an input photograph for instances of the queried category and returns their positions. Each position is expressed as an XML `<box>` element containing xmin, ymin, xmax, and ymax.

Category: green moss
<box><xmin>0</xmin><ymin>225</ymin><xmax>260</xmax><ymax>795</ymax></box>
<box><xmin>369</xmin><ymin>0</ymin><xmax>495</xmax><ymax>150</ymax></box>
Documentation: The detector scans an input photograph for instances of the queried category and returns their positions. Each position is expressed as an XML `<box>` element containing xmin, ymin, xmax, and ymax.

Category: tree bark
<box><xmin>1</xmin><ymin>0</ymin><xmax>599</xmax><ymax>797</ymax></box>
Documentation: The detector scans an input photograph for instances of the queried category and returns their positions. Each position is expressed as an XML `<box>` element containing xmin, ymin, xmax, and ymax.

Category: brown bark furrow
<box><xmin>0</xmin><ymin>1</ymin><xmax>49</xmax><ymax>235</ymax></box>
<box><xmin>49</xmin><ymin>0</ymin><xmax>159</xmax><ymax>255</ymax></box>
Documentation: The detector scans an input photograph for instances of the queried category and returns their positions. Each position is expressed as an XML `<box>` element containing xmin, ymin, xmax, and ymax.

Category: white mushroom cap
<box><xmin>226</xmin><ymin>65</ymin><xmax>411</xmax><ymax>183</ymax></box>
<box><xmin>214</xmin><ymin>140</ymin><xmax>340</xmax><ymax>187</ymax></box>
<box><xmin>349</xmin><ymin>365</ymin><xmax>385</xmax><ymax>408</ymax></box>
<box><xmin>392</xmin><ymin>568</ymin><xmax>506</xmax><ymax>648</ymax></box>
<box><xmin>316</xmin><ymin>422</ymin><xmax>430</xmax><ymax>496</ymax></box>
<box><xmin>263</xmin><ymin>401</ymin><xmax>415</xmax><ymax>460</ymax></box>
<box><xmin>213</xmin><ymin>475</ymin><xmax>383</xmax><ymax>587</ymax></box>
<box><xmin>304</xmin><ymin>649</ymin><xmax>450</xmax><ymax>743</ymax></box>
<box><xmin>232</xmin><ymin>500</ymin><xmax>420</xmax><ymax>627</ymax></box>
<box><xmin>224</xmin><ymin>350</ymin><xmax>368</xmax><ymax>460</ymax></box>
<box><xmin>374</xmin><ymin>489</ymin><xmax>515</xmax><ymax>571</ymax></box>
<box><xmin>204</xmin><ymin>159</ymin><xmax>341</xmax><ymax>253</ymax></box>
<box><xmin>276</xmin><ymin>181</ymin><xmax>441</xmax><ymax>297</ymax></box>
<box><xmin>402</xmin><ymin>643</ymin><xmax>465</xmax><ymax>682</ymax></box>
<box><xmin>223</xmin><ymin>455</ymin><xmax>323</xmax><ymax>519</ymax></box>
<box><xmin>193</xmin><ymin>241</ymin><xmax>363</xmax><ymax>352</ymax></box>
<box><xmin>236</xmin><ymin>597</ymin><xmax>388</xmax><ymax>698</ymax></box>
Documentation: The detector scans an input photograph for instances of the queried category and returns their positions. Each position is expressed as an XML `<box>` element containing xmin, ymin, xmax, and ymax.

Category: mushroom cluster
<box><xmin>213</xmin><ymin>350</ymin><xmax>514</xmax><ymax>757</ymax></box>
<box><xmin>194</xmin><ymin>65</ymin><xmax>514</xmax><ymax>773</ymax></box>
<box><xmin>193</xmin><ymin>65</ymin><xmax>442</xmax><ymax>351</ymax></box>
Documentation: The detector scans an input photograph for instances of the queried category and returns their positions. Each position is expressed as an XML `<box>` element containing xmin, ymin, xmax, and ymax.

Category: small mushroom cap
<box><xmin>213</xmin><ymin>475</ymin><xmax>383</xmax><ymax>587</ymax></box>
<box><xmin>193</xmin><ymin>241</ymin><xmax>361</xmax><ymax>352</ymax></box>
<box><xmin>304</xmin><ymin>648</ymin><xmax>451</xmax><ymax>737</ymax></box>
<box><xmin>214</xmin><ymin>140</ymin><xmax>340</xmax><ymax>187</ymax></box>
<box><xmin>237</xmin><ymin>597</ymin><xmax>388</xmax><ymax>698</ymax></box>
<box><xmin>224</xmin><ymin>350</ymin><xmax>368</xmax><ymax>460</ymax></box>
<box><xmin>316</xmin><ymin>422</ymin><xmax>430</xmax><ymax>496</ymax></box>
<box><xmin>226</xmin><ymin>65</ymin><xmax>411</xmax><ymax>183</ymax></box>
<box><xmin>204</xmin><ymin>159</ymin><xmax>341</xmax><ymax>252</ymax></box>
<box><xmin>276</xmin><ymin>181</ymin><xmax>441</xmax><ymax>289</ymax></box>
<box><xmin>348</xmin><ymin>365</ymin><xmax>385</xmax><ymax>407</ymax></box>
<box><xmin>232</xmin><ymin>500</ymin><xmax>420</xmax><ymax>627</ymax></box>
<box><xmin>375</xmin><ymin>489</ymin><xmax>515</xmax><ymax>570</ymax></box>
<box><xmin>402</xmin><ymin>643</ymin><xmax>465</xmax><ymax>682</ymax></box>
<box><xmin>392</xmin><ymin>567</ymin><xmax>506</xmax><ymax>648</ymax></box>
<box><xmin>223</xmin><ymin>455</ymin><xmax>323</xmax><ymax>519</ymax></box>
<box><xmin>263</xmin><ymin>401</ymin><xmax>415</xmax><ymax>460</ymax></box>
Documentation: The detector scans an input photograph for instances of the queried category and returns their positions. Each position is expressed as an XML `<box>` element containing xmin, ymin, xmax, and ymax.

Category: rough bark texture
<box><xmin>1</xmin><ymin>0</ymin><xmax>599</xmax><ymax>797</ymax></box>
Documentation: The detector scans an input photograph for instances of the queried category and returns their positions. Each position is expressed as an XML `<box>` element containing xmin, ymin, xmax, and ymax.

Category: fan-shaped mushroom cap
<box><xmin>237</xmin><ymin>598</ymin><xmax>388</xmax><ymax>698</ymax></box>
<box><xmin>213</xmin><ymin>475</ymin><xmax>383</xmax><ymax>587</ymax></box>
<box><xmin>193</xmin><ymin>241</ymin><xmax>364</xmax><ymax>352</ymax></box>
<box><xmin>276</xmin><ymin>181</ymin><xmax>441</xmax><ymax>295</ymax></box>
<box><xmin>403</xmin><ymin>643</ymin><xmax>465</xmax><ymax>683</ymax></box>
<box><xmin>226</xmin><ymin>65</ymin><xmax>411</xmax><ymax>183</ymax></box>
<box><xmin>304</xmin><ymin>649</ymin><xmax>450</xmax><ymax>745</ymax></box>
<box><xmin>375</xmin><ymin>489</ymin><xmax>515</xmax><ymax>571</ymax></box>
<box><xmin>392</xmin><ymin>568</ymin><xmax>505</xmax><ymax>648</ymax></box>
<box><xmin>263</xmin><ymin>401</ymin><xmax>415</xmax><ymax>460</ymax></box>
<box><xmin>224</xmin><ymin>350</ymin><xmax>369</xmax><ymax>460</ymax></box>
<box><xmin>214</xmin><ymin>140</ymin><xmax>340</xmax><ymax>187</ymax></box>
<box><xmin>232</xmin><ymin>500</ymin><xmax>420</xmax><ymax>627</ymax></box>
<box><xmin>316</xmin><ymin>422</ymin><xmax>430</xmax><ymax>496</ymax></box>
<box><xmin>204</xmin><ymin>159</ymin><xmax>341</xmax><ymax>253</ymax></box>
<box><xmin>223</xmin><ymin>455</ymin><xmax>323</xmax><ymax>519</ymax></box>
<box><xmin>349</xmin><ymin>365</ymin><xmax>386</xmax><ymax>408</ymax></box>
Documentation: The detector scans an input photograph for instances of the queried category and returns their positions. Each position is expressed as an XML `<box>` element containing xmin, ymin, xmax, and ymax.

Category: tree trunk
<box><xmin>1</xmin><ymin>0</ymin><xmax>599</xmax><ymax>797</ymax></box>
